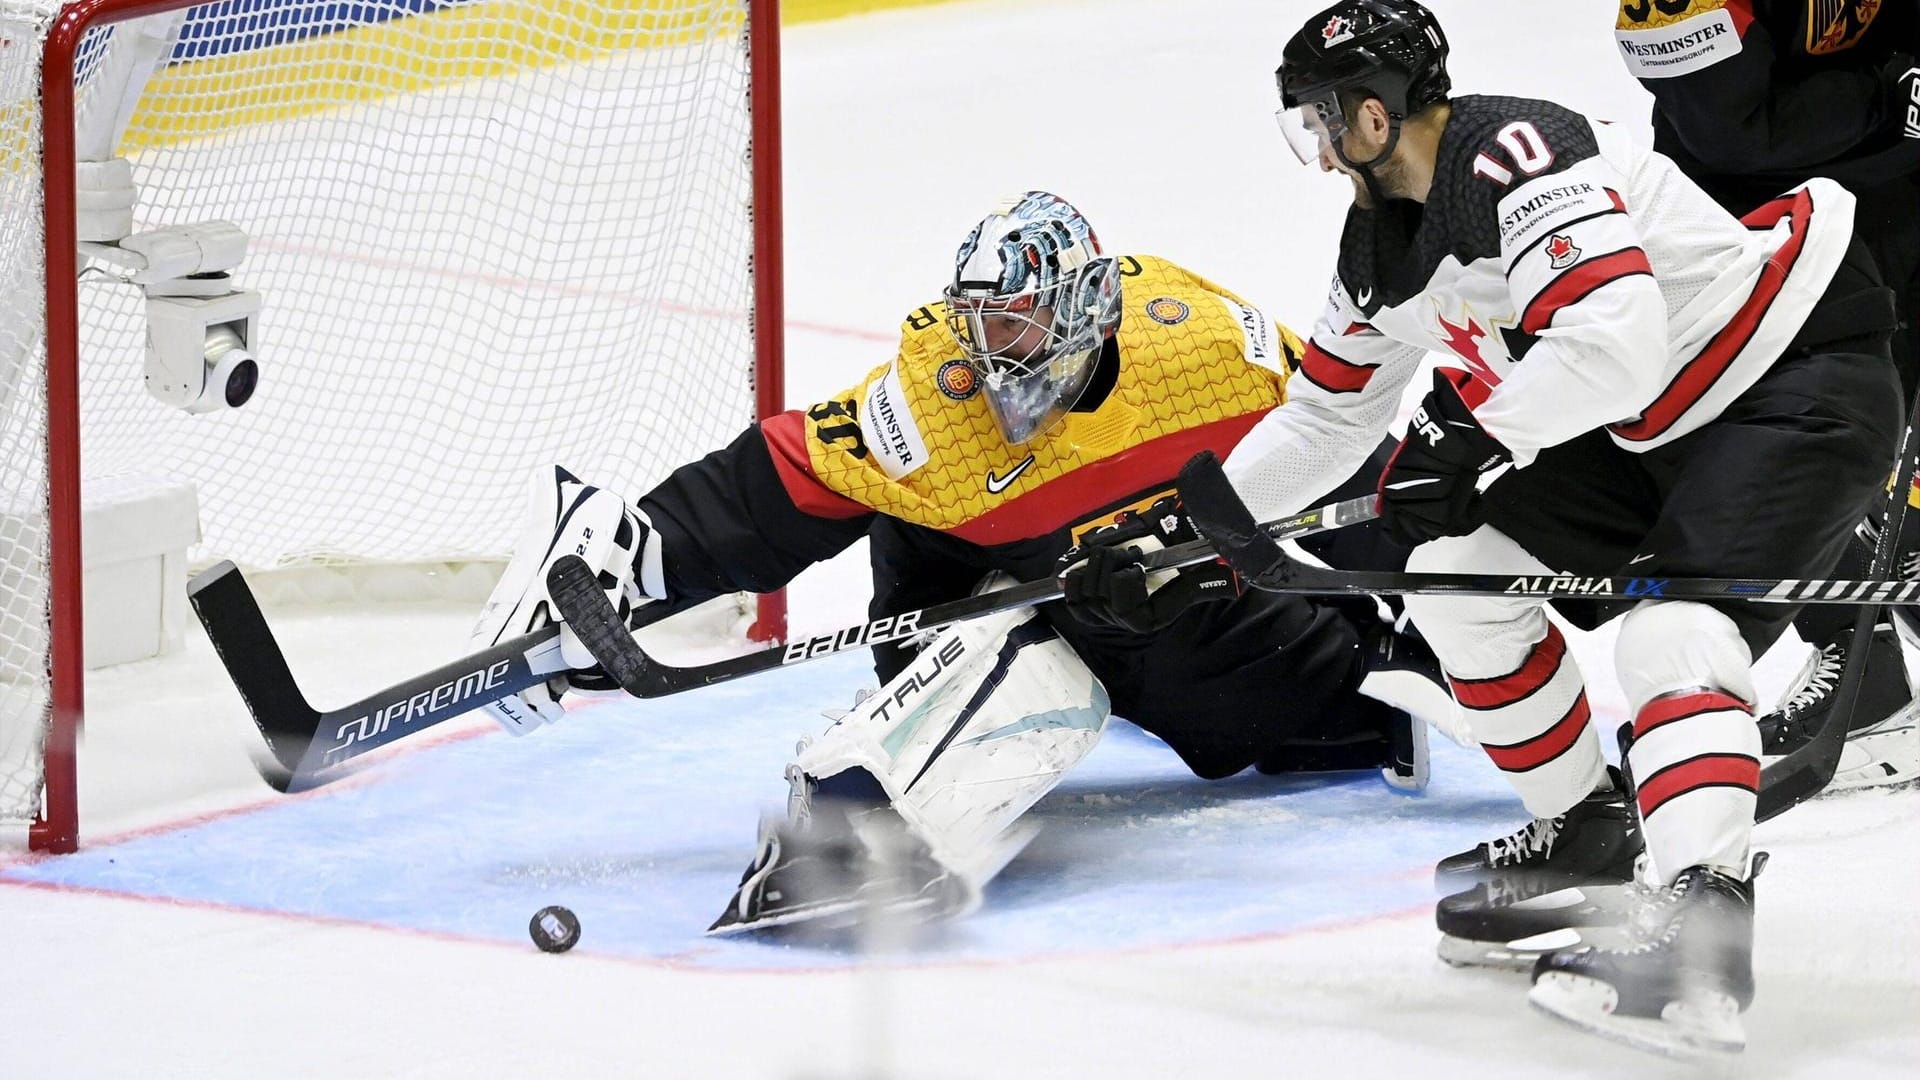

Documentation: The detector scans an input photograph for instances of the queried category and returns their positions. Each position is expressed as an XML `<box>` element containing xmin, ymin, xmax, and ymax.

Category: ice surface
<box><xmin>3</xmin><ymin>1</ymin><xmax>1915</xmax><ymax>1077</ymax></box>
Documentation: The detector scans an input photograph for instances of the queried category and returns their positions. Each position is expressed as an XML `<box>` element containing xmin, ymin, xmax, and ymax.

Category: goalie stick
<box><xmin>1175</xmin><ymin>450</ymin><xmax>1920</xmax><ymax>819</ymax></box>
<box><xmin>189</xmin><ymin>560</ymin><xmax>570</xmax><ymax>792</ymax></box>
<box><xmin>188</xmin><ymin>492</ymin><xmax>1375</xmax><ymax>790</ymax></box>
<box><xmin>545</xmin><ymin>494</ymin><xmax>1383</xmax><ymax>698</ymax></box>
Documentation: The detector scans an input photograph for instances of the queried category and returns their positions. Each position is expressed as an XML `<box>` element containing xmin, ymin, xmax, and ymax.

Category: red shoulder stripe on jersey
<box><xmin>1519</xmin><ymin>247</ymin><xmax>1655</xmax><ymax>335</ymax></box>
<box><xmin>1299</xmin><ymin>342</ymin><xmax>1377</xmax><ymax>394</ymax></box>
<box><xmin>1638</xmin><ymin>753</ymin><xmax>1760</xmax><ymax>818</ymax></box>
<box><xmin>1605</xmin><ymin>187</ymin><xmax>1626</xmax><ymax>213</ymax></box>
<box><xmin>1611</xmin><ymin>190</ymin><xmax>1811</xmax><ymax>443</ymax></box>
<box><xmin>1481</xmin><ymin>693</ymin><xmax>1592</xmax><ymax>773</ymax></box>
<box><xmin>760</xmin><ymin>411</ymin><xmax>873</xmax><ymax>520</ymax></box>
<box><xmin>1632</xmin><ymin>690</ymin><xmax>1752</xmax><ymax>739</ymax></box>
<box><xmin>1449</xmin><ymin>623</ymin><xmax>1568</xmax><ymax>710</ymax></box>
<box><xmin>947</xmin><ymin>411</ymin><xmax>1269</xmax><ymax>544</ymax></box>
<box><xmin>1726</xmin><ymin>0</ymin><xmax>1754</xmax><ymax>36</ymax></box>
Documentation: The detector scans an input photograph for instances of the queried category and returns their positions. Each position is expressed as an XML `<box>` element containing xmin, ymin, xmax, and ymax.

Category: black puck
<box><xmin>529</xmin><ymin>905</ymin><xmax>581</xmax><ymax>953</ymax></box>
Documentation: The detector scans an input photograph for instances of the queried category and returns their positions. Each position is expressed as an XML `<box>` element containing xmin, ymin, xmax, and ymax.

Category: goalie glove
<box><xmin>471</xmin><ymin>465</ymin><xmax>663</xmax><ymax>733</ymax></box>
<box><xmin>1058</xmin><ymin>495</ymin><xmax>1239</xmax><ymax>634</ymax></box>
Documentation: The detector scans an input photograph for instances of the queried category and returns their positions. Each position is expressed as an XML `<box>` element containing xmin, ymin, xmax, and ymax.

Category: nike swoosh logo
<box><xmin>1384</xmin><ymin>477</ymin><xmax>1442</xmax><ymax>491</ymax></box>
<box><xmin>1356</xmin><ymin>287</ymin><xmax>1373</xmax><ymax>306</ymax></box>
<box><xmin>985</xmin><ymin>455</ymin><xmax>1036</xmax><ymax>494</ymax></box>
<box><xmin>1628</xmin><ymin>553</ymin><xmax>1656</xmax><ymax>565</ymax></box>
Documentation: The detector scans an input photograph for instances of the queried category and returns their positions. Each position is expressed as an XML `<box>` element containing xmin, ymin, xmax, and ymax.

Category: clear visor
<box><xmin>1275</xmin><ymin>97</ymin><xmax>1345</xmax><ymax>165</ymax></box>
<box><xmin>944</xmin><ymin>290</ymin><xmax>1096</xmax><ymax>445</ymax></box>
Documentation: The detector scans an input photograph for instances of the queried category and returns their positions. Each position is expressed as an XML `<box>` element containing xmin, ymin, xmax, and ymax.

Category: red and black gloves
<box><xmin>1059</xmin><ymin>496</ymin><xmax>1239</xmax><ymax>634</ymax></box>
<box><xmin>1377</xmin><ymin>367</ymin><xmax>1510</xmax><ymax>547</ymax></box>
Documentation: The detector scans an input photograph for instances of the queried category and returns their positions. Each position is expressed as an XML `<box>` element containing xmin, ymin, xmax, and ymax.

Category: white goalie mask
<box><xmin>943</xmin><ymin>192</ymin><xmax>1122</xmax><ymax>445</ymax></box>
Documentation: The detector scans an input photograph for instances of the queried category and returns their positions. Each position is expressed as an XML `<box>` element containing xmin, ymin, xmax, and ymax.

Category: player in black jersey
<box><xmin>1615</xmin><ymin>0</ymin><xmax>1920</xmax><ymax>792</ymax></box>
<box><xmin>1242</xmin><ymin>0</ymin><xmax>1903</xmax><ymax>1055</ymax></box>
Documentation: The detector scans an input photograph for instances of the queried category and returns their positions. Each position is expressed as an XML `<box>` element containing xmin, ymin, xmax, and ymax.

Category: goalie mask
<box><xmin>943</xmin><ymin>192</ymin><xmax>1122</xmax><ymax>445</ymax></box>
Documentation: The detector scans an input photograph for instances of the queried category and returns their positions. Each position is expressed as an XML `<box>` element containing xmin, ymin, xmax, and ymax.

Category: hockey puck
<box><xmin>529</xmin><ymin>905</ymin><xmax>581</xmax><ymax>953</ymax></box>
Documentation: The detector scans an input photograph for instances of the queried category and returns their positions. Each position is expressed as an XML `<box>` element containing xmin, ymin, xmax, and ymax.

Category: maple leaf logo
<box><xmin>1436</xmin><ymin>311</ymin><xmax>1500</xmax><ymax>387</ymax></box>
<box><xmin>1322</xmin><ymin>15</ymin><xmax>1354</xmax><ymax>45</ymax></box>
<box><xmin>1545</xmin><ymin>234</ymin><xmax>1582</xmax><ymax>269</ymax></box>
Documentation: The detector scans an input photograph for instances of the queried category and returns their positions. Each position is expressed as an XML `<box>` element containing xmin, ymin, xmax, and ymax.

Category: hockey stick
<box><xmin>189</xmin><ymin>561</ymin><xmax>570</xmax><ymax>792</ymax></box>
<box><xmin>1175</xmin><ymin>450</ymin><xmax>1919</xmax><ymax>819</ymax></box>
<box><xmin>1756</xmin><ymin>376</ymin><xmax>1920</xmax><ymax>820</ymax></box>
<box><xmin>545</xmin><ymin>493</ymin><xmax>1383</xmax><ymax>698</ymax></box>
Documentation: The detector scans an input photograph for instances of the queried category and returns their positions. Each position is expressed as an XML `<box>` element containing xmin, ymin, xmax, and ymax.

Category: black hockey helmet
<box><xmin>1277</xmin><ymin>0</ymin><xmax>1451</xmax><ymax>120</ymax></box>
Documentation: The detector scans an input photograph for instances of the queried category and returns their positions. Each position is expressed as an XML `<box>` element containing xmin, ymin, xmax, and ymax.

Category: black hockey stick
<box><xmin>545</xmin><ymin>493</ymin><xmax>1383</xmax><ymax>698</ymax></box>
<box><xmin>1177</xmin><ymin>450</ymin><xmax>1918</xmax><ymax>819</ymax></box>
<box><xmin>1758</xmin><ymin>376</ymin><xmax>1920</xmax><ymax>819</ymax></box>
<box><xmin>189</xmin><ymin>561</ymin><xmax>570</xmax><ymax>792</ymax></box>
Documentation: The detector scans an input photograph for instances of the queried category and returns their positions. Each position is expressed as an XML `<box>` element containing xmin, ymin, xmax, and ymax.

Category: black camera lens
<box><xmin>224</xmin><ymin>357</ymin><xmax>259</xmax><ymax>408</ymax></box>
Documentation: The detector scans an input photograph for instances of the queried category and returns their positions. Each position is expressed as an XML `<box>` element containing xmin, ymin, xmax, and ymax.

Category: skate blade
<box><xmin>1529</xmin><ymin>972</ymin><xmax>1745</xmax><ymax>1058</ymax></box>
<box><xmin>1438</xmin><ymin>927</ymin><xmax>1590</xmax><ymax>972</ymax></box>
<box><xmin>1825</xmin><ymin>716</ymin><xmax>1920</xmax><ymax>792</ymax></box>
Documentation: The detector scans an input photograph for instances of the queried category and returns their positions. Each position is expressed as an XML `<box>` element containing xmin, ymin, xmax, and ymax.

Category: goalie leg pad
<box><xmin>792</xmin><ymin>605</ymin><xmax>1110</xmax><ymax>896</ymax></box>
<box><xmin>1615</xmin><ymin>601</ymin><xmax>1759</xmax><ymax>884</ymax></box>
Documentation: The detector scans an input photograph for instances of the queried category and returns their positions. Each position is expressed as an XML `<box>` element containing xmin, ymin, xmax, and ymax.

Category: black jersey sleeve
<box><xmin>1626</xmin><ymin>0</ymin><xmax>1920</xmax><ymax>193</ymax></box>
<box><xmin>638</xmin><ymin>424</ymin><xmax>875</xmax><ymax>602</ymax></box>
<box><xmin>865</xmin><ymin>516</ymin><xmax>992</xmax><ymax>682</ymax></box>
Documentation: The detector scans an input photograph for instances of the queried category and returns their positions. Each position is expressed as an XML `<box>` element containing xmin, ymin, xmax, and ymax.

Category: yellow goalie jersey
<box><xmin>759</xmin><ymin>255</ymin><xmax>1305</xmax><ymax>547</ymax></box>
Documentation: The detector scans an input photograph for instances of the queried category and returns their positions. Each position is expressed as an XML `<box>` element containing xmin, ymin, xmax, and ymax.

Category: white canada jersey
<box><xmin>1226</xmin><ymin>93</ymin><xmax>1855</xmax><ymax>523</ymax></box>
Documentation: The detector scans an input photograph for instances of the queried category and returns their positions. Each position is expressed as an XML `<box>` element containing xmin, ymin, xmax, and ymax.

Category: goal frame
<box><xmin>28</xmin><ymin>0</ymin><xmax>788</xmax><ymax>853</ymax></box>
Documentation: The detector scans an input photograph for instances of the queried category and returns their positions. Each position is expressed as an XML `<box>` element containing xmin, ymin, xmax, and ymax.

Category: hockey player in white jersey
<box><xmin>1240</xmin><ymin>0</ymin><xmax>1904</xmax><ymax>1056</ymax></box>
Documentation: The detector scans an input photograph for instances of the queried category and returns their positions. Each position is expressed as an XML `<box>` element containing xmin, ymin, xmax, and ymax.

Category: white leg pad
<box><xmin>794</xmin><ymin>606</ymin><xmax>1108</xmax><ymax>890</ymax></box>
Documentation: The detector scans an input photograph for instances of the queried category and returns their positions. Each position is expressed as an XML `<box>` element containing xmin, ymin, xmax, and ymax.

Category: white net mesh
<box><xmin>0</xmin><ymin>0</ymin><xmax>763</xmax><ymax>828</ymax></box>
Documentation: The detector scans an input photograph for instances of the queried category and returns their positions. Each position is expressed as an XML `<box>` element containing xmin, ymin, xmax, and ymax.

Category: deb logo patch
<box><xmin>1146</xmin><ymin>297</ymin><xmax>1190</xmax><ymax>325</ymax></box>
<box><xmin>936</xmin><ymin>358</ymin><xmax>979</xmax><ymax>401</ymax></box>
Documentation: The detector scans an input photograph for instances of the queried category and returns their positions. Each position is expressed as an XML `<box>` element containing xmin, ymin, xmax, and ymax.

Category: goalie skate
<box><xmin>707</xmin><ymin>812</ymin><xmax>1037</xmax><ymax>937</ymax></box>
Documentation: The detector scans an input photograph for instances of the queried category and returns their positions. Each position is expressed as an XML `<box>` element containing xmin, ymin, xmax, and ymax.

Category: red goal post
<box><xmin>6</xmin><ymin>0</ymin><xmax>787</xmax><ymax>853</ymax></box>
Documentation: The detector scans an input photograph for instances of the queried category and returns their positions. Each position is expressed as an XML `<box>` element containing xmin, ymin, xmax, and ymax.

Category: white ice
<box><xmin>5</xmin><ymin>2</ymin><xmax>1917</xmax><ymax>1077</ymax></box>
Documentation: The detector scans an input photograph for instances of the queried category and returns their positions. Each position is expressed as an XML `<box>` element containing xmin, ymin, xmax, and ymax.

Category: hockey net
<box><xmin>0</xmin><ymin>0</ymin><xmax>785</xmax><ymax>851</ymax></box>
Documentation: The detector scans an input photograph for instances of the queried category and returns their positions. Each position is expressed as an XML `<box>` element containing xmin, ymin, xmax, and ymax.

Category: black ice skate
<box><xmin>1759</xmin><ymin>623</ymin><xmax>1919</xmax><ymax>792</ymax></box>
<box><xmin>707</xmin><ymin>811</ymin><xmax>969</xmax><ymax>937</ymax></box>
<box><xmin>1433</xmin><ymin>767</ymin><xmax>1642</xmax><ymax>894</ymax></box>
<box><xmin>1435</xmin><ymin>873</ymin><xmax>1649</xmax><ymax>971</ymax></box>
<box><xmin>1529</xmin><ymin>857</ymin><xmax>1763</xmax><ymax>1057</ymax></box>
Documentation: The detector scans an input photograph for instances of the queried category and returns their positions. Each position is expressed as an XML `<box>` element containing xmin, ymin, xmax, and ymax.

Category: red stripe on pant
<box><xmin>1637</xmin><ymin>753</ymin><xmax>1760</xmax><ymax>818</ymax></box>
<box><xmin>1481</xmin><ymin>693</ymin><xmax>1592</xmax><ymax>773</ymax></box>
<box><xmin>1634</xmin><ymin>690</ymin><xmax>1752</xmax><ymax>739</ymax></box>
<box><xmin>1450</xmin><ymin>624</ymin><xmax>1568</xmax><ymax>710</ymax></box>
